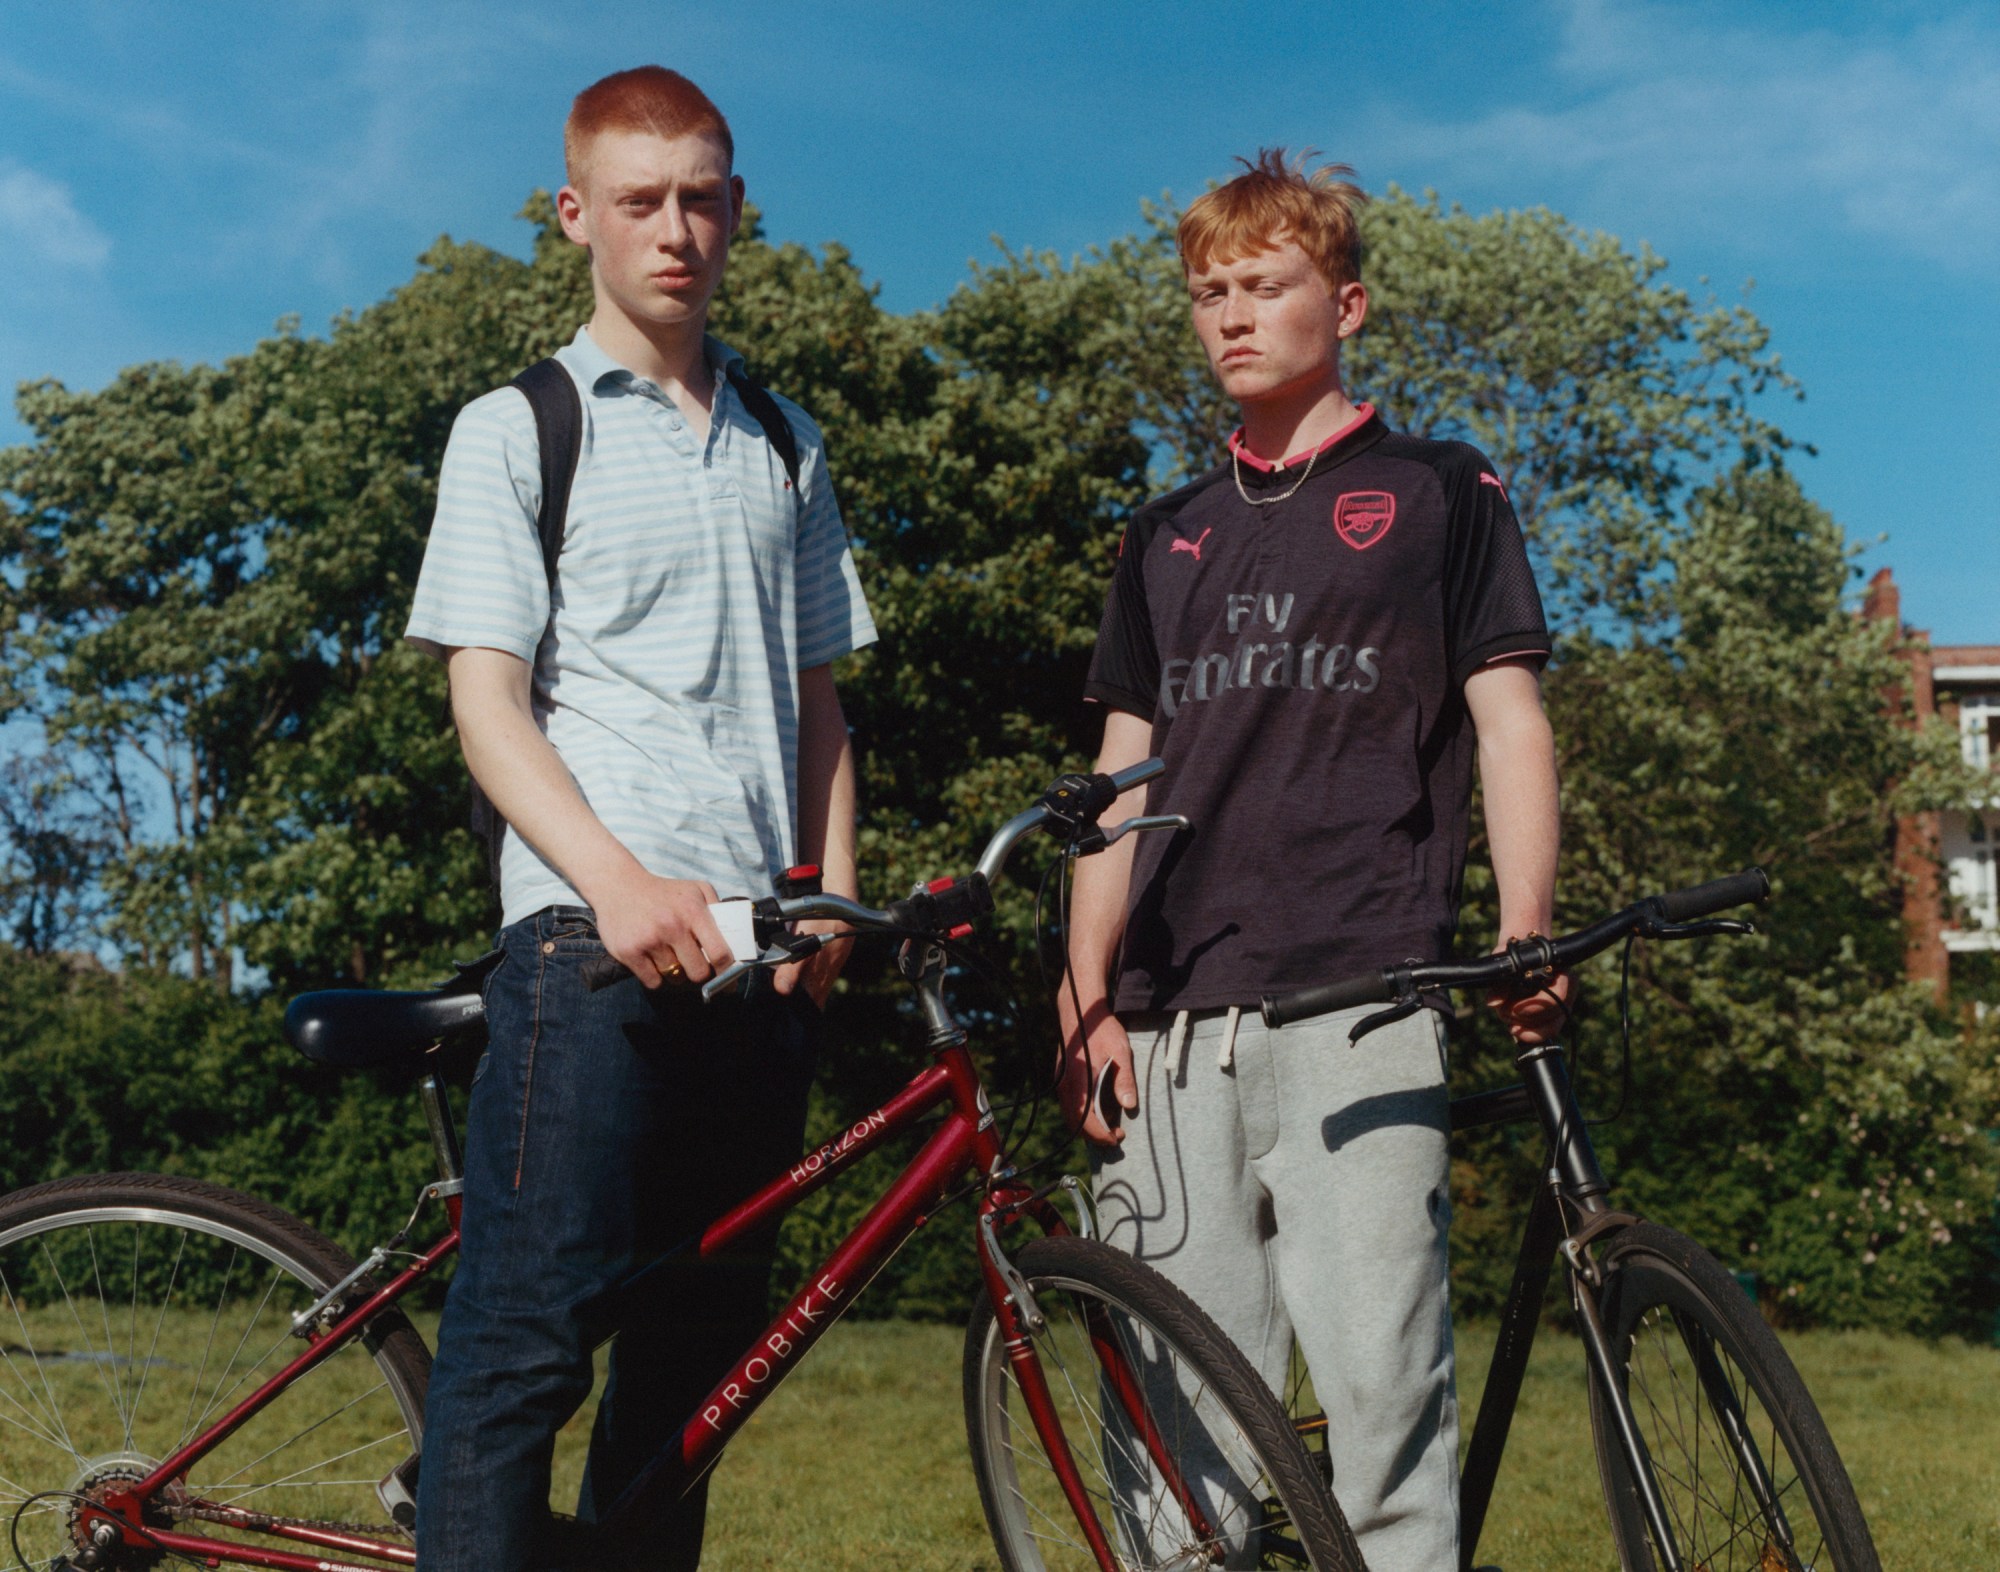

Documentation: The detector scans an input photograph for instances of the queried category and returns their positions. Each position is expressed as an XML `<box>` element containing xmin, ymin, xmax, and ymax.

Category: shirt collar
<box><xmin>1227</xmin><ymin>403</ymin><xmax>1379</xmax><ymax>474</ymax></box>
<box><xmin>563</xmin><ymin>325</ymin><xmax>745</xmax><ymax>397</ymax></box>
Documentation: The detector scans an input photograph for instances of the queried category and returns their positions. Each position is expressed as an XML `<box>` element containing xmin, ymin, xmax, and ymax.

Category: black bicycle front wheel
<box><xmin>0</xmin><ymin>1171</ymin><xmax>431</xmax><ymax>1568</ymax></box>
<box><xmin>963</xmin><ymin>1235</ymin><xmax>1360</xmax><ymax>1572</ymax></box>
<box><xmin>1587</xmin><ymin>1221</ymin><xmax>1879</xmax><ymax>1572</ymax></box>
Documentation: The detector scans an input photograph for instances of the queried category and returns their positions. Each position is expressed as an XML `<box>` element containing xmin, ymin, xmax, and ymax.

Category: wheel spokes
<box><xmin>985</xmin><ymin>1276</ymin><xmax>1307</xmax><ymax>1569</ymax></box>
<box><xmin>1625</xmin><ymin>1305</ymin><xmax>1827</xmax><ymax>1572</ymax></box>
<box><xmin>0</xmin><ymin>1209</ymin><xmax>420</xmax><ymax>1568</ymax></box>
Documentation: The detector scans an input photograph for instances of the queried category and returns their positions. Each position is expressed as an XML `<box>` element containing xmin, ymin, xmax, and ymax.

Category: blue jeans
<box><xmin>415</xmin><ymin>906</ymin><xmax>819</xmax><ymax>1572</ymax></box>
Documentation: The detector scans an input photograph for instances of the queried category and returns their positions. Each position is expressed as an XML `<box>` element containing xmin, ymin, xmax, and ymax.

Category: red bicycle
<box><xmin>0</xmin><ymin>763</ymin><xmax>1357</xmax><ymax>1572</ymax></box>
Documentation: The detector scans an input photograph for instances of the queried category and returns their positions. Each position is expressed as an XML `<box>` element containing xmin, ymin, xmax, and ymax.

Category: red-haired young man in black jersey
<box><xmin>1062</xmin><ymin>151</ymin><xmax>1568</xmax><ymax>1572</ymax></box>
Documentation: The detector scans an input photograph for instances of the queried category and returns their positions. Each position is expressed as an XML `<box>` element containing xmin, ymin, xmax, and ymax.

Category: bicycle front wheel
<box><xmin>1588</xmin><ymin>1221</ymin><xmax>1879</xmax><ymax>1572</ymax></box>
<box><xmin>0</xmin><ymin>1171</ymin><xmax>431</xmax><ymax>1568</ymax></box>
<box><xmin>963</xmin><ymin>1235</ymin><xmax>1359</xmax><ymax>1571</ymax></box>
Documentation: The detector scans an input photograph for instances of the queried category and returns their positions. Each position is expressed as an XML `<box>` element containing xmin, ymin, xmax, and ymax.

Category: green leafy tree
<box><xmin>1</xmin><ymin>184</ymin><xmax>1989</xmax><ymax>1328</ymax></box>
<box><xmin>0</xmin><ymin>749</ymin><xmax>111</xmax><ymax>954</ymax></box>
<box><xmin>1449</xmin><ymin>463</ymin><xmax>1995</xmax><ymax>1333</ymax></box>
<box><xmin>1102</xmin><ymin>190</ymin><xmax>1797</xmax><ymax>629</ymax></box>
<box><xmin>0</xmin><ymin>231</ymin><xmax>560</xmax><ymax>986</ymax></box>
<box><xmin>0</xmin><ymin>358</ymin><xmax>270</xmax><ymax>982</ymax></box>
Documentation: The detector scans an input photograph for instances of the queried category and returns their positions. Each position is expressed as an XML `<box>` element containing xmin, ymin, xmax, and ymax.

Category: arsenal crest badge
<box><xmin>1332</xmin><ymin>490</ymin><xmax>1396</xmax><ymax>550</ymax></box>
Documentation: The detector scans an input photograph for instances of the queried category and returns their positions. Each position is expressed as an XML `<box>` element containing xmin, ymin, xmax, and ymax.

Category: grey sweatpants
<box><xmin>1092</xmin><ymin>1004</ymin><xmax>1459</xmax><ymax>1572</ymax></box>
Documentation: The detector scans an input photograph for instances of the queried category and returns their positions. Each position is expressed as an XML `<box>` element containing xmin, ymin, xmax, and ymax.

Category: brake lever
<box><xmin>700</xmin><ymin>932</ymin><xmax>829</xmax><ymax>1001</ymax></box>
<box><xmin>1640</xmin><ymin>917</ymin><xmax>1757</xmax><ymax>941</ymax></box>
<box><xmin>1348</xmin><ymin>994</ymin><xmax>1423</xmax><ymax>1046</ymax></box>
<box><xmin>1092</xmin><ymin>814</ymin><xmax>1191</xmax><ymax>852</ymax></box>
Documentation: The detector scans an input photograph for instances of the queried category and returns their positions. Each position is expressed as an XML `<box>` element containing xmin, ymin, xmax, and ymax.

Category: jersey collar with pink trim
<box><xmin>1227</xmin><ymin>403</ymin><xmax>1380</xmax><ymax>474</ymax></box>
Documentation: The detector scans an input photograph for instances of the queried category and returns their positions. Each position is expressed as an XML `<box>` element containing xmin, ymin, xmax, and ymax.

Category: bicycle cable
<box><xmin>1590</xmin><ymin>929</ymin><xmax>1639</xmax><ymax>1128</ymax></box>
<box><xmin>1001</xmin><ymin>846</ymin><xmax>1070</xmax><ymax>1158</ymax></box>
<box><xmin>800</xmin><ymin>921</ymin><xmax>1022</xmax><ymax>1009</ymax></box>
<box><xmin>929</xmin><ymin>1135</ymin><xmax>1083</xmax><ymax>1224</ymax></box>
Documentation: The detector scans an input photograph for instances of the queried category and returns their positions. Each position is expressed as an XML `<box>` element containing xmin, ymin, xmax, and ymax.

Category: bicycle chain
<box><xmin>170</xmin><ymin>1500</ymin><xmax>409</xmax><ymax>1542</ymax></box>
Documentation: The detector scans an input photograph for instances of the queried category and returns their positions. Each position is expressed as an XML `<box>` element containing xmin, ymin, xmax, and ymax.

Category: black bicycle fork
<box><xmin>1451</xmin><ymin>1041</ymin><xmax>1800</xmax><ymax>1572</ymax></box>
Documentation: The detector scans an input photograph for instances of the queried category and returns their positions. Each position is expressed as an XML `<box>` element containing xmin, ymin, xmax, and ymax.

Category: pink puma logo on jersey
<box><xmin>1170</xmin><ymin>528</ymin><xmax>1212</xmax><ymax>563</ymax></box>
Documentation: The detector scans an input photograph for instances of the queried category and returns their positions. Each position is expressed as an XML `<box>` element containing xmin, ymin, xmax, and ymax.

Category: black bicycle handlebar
<box><xmin>1260</xmin><ymin>972</ymin><xmax>1397</xmax><ymax>1025</ymax></box>
<box><xmin>1259</xmin><ymin>867</ymin><xmax>1770</xmax><ymax>1030</ymax></box>
<box><xmin>581</xmin><ymin>759</ymin><xmax>1176</xmax><ymax>993</ymax></box>
<box><xmin>1654</xmin><ymin>867</ymin><xmax>1770</xmax><ymax>923</ymax></box>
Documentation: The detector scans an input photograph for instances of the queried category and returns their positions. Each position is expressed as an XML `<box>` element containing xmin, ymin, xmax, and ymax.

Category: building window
<box><xmin>1959</xmin><ymin>694</ymin><xmax>2000</xmax><ymax>772</ymax></box>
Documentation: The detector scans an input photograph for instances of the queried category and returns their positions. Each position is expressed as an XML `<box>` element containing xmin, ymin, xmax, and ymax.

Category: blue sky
<box><xmin>3</xmin><ymin>0</ymin><xmax>1995</xmax><ymax>643</ymax></box>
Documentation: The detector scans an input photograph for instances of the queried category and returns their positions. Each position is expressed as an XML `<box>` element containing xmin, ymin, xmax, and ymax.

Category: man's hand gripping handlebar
<box><xmin>1257</xmin><ymin>867</ymin><xmax>1771</xmax><ymax>1044</ymax></box>
<box><xmin>579</xmin><ymin>760</ymin><xmax>1187</xmax><ymax>998</ymax></box>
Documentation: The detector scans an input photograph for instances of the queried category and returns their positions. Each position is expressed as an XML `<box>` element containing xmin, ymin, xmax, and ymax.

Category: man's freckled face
<box><xmin>566</xmin><ymin>128</ymin><xmax>741</xmax><ymax>331</ymax></box>
<box><xmin>1187</xmin><ymin>239</ymin><xmax>1353</xmax><ymax>408</ymax></box>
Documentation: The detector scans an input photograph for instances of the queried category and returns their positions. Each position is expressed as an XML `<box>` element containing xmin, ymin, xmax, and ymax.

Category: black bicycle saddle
<box><xmin>285</xmin><ymin>950</ymin><xmax>501</xmax><ymax>1069</ymax></box>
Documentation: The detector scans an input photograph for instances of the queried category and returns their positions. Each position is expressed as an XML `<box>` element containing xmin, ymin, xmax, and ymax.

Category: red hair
<box><xmin>1178</xmin><ymin>149</ymin><xmax>1367</xmax><ymax>292</ymax></box>
<box><xmin>564</xmin><ymin>67</ymin><xmax>734</xmax><ymax>187</ymax></box>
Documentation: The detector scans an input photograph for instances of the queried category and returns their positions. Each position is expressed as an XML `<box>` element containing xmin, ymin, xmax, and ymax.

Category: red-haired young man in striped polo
<box><xmin>406</xmin><ymin>66</ymin><xmax>873</xmax><ymax>1571</ymax></box>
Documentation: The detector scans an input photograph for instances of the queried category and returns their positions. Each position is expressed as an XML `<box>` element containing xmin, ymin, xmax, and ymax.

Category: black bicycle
<box><xmin>1260</xmin><ymin>869</ymin><xmax>1880</xmax><ymax>1572</ymax></box>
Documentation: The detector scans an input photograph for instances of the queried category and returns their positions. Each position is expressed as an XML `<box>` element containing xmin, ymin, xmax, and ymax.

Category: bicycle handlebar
<box><xmin>1259</xmin><ymin>867</ymin><xmax>1770</xmax><ymax>1031</ymax></box>
<box><xmin>1654</xmin><ymin>868</ymin><xmax>1769</xmax><ymax>923</ymax></box>
<box><xmin>973</xmin><ymin>757</ymin><xmax>1164</xmax><ymax>884</ymax></box>
<box><xmin>582</xmin><ymin>758</ymin><xmax>1178</xmax><ymax>996</ymax></box>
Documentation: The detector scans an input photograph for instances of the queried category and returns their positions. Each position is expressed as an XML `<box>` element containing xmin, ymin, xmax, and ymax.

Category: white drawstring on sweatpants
<box><xmin>1164</xmin><ymin>1009</ymin><xmax>1192</xmax><ymax>1080</ymax></box>
<box><xmin>1218</xmin><ymin>1005</ymin><xmax>1242</xmax><ymax>1069</ymax></box>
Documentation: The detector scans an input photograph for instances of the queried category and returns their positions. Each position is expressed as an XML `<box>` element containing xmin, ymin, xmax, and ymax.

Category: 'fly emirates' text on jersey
<box><xmin>1084</xmin><ymin>406</ymin><xmax>1550</xmax><ymax>1013</ymax></box>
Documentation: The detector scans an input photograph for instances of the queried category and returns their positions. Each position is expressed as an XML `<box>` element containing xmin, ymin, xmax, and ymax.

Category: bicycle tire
<box><xmin>0</xmin><ymin>1171</ymin><xmax>431</xmax><ymax>1568</ymax></box>
<box><xmin>1587</xmin><ymin>1221</ymin><xmax>1879</xmax><ymax>1572</ymax></box>
<box><xmin>963</xmin><ymin>1235</ymin><xmax>1360</xmax><ymax>1572</ymax></box>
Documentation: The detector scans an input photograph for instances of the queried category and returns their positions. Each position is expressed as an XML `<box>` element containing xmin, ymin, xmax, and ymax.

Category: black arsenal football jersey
<box><xmin>1084</xmin><ymin>405</ymin><xmax>1551</xmax><ymax>1013</ymax></box>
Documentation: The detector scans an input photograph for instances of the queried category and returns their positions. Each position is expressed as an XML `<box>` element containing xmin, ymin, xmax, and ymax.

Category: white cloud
<box><xmin>203</xmin><ymin>3</ymin><xmax>562</xmax><ymax>288</ymax></box>
<box><xmin>1368</xmin><ymin>0</ymin><xmax>2000</xmax><ymax>273</ymax></box>
<box><xmin>0</xmin><ymin>161</ymin><xmax>112</xmax><ymax>272</ymax></box>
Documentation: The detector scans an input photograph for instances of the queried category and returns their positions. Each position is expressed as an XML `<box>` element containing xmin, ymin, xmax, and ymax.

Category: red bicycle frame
<box><xmin>88</xmin><ymin>972</ymin><xmax>1199</xmax><ymax>1572</ymax></box>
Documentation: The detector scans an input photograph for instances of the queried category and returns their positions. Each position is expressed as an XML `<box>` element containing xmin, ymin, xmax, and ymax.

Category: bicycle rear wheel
<box><xmin>1588</xmin><ymin>1221</ymin><xmax>1879</xmax><ymax>1572</ymax></box>
<box><xmin>963</xmin><ymin>1235</ymin><xmax>1358</xmax><ymax>1571</ymax></box>
<box><xmin>0</xmin><ymin>1172</ymin><xmax>430</xmax><ymax>1568</ymax></box>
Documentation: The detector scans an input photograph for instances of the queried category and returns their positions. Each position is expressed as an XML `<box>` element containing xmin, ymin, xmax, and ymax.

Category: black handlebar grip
<box><xmin>1656</xmin><ymin>867</ymin><xmax>1770</xmax><ymax>923</ymax></box>
<box><xmin>581</xmin><ymin>953</ymin><xmax>631</xmax><ymax>992</ymax></box>
<box><xmin>1260</xmin><ymin>971</ymin><xmax>1395</xmax><ymax>1029</ymax></box>
<box><xmin>1106</xmin><ymin>757</ymin><xmax>1166</xmax><ymax>794</ymax></box>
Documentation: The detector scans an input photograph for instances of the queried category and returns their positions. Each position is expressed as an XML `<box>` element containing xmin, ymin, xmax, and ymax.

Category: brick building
<box><xmin>1863</xmin><ymin>567</ymin><xmax>2000</xmax><ymax>1000</ymax></box>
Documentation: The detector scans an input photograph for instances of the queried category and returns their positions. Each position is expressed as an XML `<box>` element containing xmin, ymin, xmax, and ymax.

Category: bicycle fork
<box><xmin>1463</xmin><ymin>1041</ymin><xmax>1801</xmax><ymax>1572</ymax></box>
<box><xmin>979</xmin><ymin>1203</ymin><xmax>1217</xmax><ymax>1572</ymax></box>
<box><xmin>1523</xmin><ymin>1039</ymin><xmax>1697</xmax><ymax>1572</ymax></box>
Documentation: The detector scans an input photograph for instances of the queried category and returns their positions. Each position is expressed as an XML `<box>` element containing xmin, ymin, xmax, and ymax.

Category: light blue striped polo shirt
<box><xmin>406</xmin><ymin>326</ymin><xmax>876</xmax><ymax>926</ymax></box>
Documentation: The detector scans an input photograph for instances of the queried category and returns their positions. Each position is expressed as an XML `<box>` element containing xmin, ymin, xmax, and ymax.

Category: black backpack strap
<box><xmin>726</xmin><ymin>364</ymin><xmax>802</xmax><ymax>497</ymax></box>
<box><xmin>473</xmin><ymin>359</ymin><xmax>581</xmax><ymax>885</ymax></box>
<box><xmin>509</xmin><ymin>358</ymin><xmax>584</xmax><ymax>585</ymax></box>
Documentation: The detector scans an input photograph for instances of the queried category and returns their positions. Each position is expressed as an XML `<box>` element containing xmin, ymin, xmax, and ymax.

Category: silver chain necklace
<box><xmin>1232</xmin><ymin>442</ymin><xmax>1322</xmax><ymax>507</ymax></box>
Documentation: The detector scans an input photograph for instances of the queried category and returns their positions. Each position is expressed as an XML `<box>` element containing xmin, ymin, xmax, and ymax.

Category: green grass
<box><xmin>588</xmin><ymin>1321</ymin><xmax>996</xmax><ymax>1571</ymax></box>
<box><xmin>1444</xmin><ymin>1321</ymin><xmax>2000</xmax><ymax>1570</ymax></box>
<box><xmin>549</xmin><ymin>1317</ymin><xmax>2000</xmax><ymax>1570</ymax></box>
<box><xmin>0</xmin><ymin>1290</ymin><xmax>423</xmax><ymax>1566</ymax></box>
<box><xmin>3</xmin><ymin>1281</ymin><xmax>1991</xmax><ymax>1568</ymax></box>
